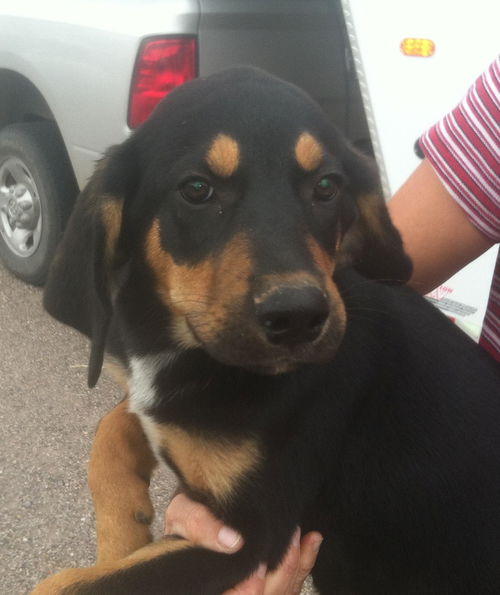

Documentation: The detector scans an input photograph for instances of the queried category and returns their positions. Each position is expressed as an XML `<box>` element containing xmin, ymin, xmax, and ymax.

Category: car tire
<box><xmin>0</xmin><ymin>121</ymin><xmax>77</xmax><ymax>285</ymax></box>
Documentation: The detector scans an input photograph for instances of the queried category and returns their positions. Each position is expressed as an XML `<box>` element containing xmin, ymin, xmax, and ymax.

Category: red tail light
<box><xmin>128</xmin><ymin>36</ymin><xmax>197</xmax><ymax>129</ymax></box>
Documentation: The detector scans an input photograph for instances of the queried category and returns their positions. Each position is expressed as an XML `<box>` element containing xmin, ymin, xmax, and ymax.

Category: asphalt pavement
<box><xmin>0</xmin><ymin>264</ymin><xmax>176</xmax><ymax>594</ymax></box>
<box><xmin>0</xmin><ymin>263</ymin><xmax>316</xmax><ymax>595</ymax></box>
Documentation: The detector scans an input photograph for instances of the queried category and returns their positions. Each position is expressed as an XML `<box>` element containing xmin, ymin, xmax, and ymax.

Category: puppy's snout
<box><xmin>256</xmin><ymin>286</ymin><xmax>329</xmax><ymax>346</ymax></box>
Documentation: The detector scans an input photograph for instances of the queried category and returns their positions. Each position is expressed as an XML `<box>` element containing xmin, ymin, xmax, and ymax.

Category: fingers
<box><xmin>263</xmin><ymin>529</ymin><xmax>322</xmax><ymax>595</ymax></box>
<box><xmin>164</xmin><ymin>493</ymin><xmax>243</xmax><ymax>553</ymax></box>
<box><xmin>289</xmin><ymin>531</ymin><xmax>323</xmax><ymax>594</ymax></box>
<box><xmin>261</xmin><ymin>528</ymin><xmax>301</xmax><ymax>594</ymax></box>
<box><xmin>165</xmin><ymin>494</ymin><xmax>323</xmax><ymax>594</ymax></box>
<box><xmin>224</xmin><ymin>564</ymin><xmax>267</xmax><ymax>595</ymax></box>
<box><xmin>224</xmin><ymin>530</ymin><xmax>323</xmax><ymax>595</ymax></box>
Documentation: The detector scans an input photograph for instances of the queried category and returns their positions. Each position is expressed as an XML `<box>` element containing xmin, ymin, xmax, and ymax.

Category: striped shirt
<box><xmin>420</xmin><ymin>56</ymin><xmax>500</xmax><ymax>362</ymax></box>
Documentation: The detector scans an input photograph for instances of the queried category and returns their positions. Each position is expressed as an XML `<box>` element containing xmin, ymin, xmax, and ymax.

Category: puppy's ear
<box><xmin>338</xmin><ymin>148</ymin><xmax>412</xmax><ymax>283</ymax></box>
<box><xmin>43</xmin><ymin>140</ymin><xmax>138</xmax><ymax>387</ymax></box>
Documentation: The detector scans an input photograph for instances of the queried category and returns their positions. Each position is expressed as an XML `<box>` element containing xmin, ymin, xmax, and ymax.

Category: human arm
<box><xmin>388</xmin><ymin>158</ymin><xmax>494</xmax><ymax>294</ymax></box>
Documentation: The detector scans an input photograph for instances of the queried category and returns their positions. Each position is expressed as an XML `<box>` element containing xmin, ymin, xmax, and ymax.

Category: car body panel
<box><xmin>0</xmin><ymin>0</ymin><xmax>367</xmax><ymax>188</ymax></box>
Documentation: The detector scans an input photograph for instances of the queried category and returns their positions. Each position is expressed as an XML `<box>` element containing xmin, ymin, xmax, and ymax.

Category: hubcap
<box><xmin>0</xmin><ymin>157</ymin><xmax>42</xmax><ymax>257</ymax></box>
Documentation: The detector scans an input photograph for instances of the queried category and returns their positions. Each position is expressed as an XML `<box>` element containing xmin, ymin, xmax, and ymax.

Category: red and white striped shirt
<box><xmin>420</xmin><ymin>56</ymin><xmax>500</xmax><ymax>361</ymax></box>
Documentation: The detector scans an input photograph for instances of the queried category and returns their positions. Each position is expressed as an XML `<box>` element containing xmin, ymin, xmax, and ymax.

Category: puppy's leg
<box><xmin>31</xmin><ymin>417</ymin><xmax>315</xmax><ymax>594</ymax></box>
<box><xmin>88</xmin><ymin>399</ymin><xmax>157</xmax><ymax>562</ymax></box>
<box><xmin>29</xmin><ymin>535</ymin><xmax>251</xmax><ymax>595</ymax></box>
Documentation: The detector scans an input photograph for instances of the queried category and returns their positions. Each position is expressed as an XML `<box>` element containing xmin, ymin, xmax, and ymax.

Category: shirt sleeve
<box><xmin>419</xmin><ymin>56</ymin><xmax>500</xmax><ymax>242</ymax></box>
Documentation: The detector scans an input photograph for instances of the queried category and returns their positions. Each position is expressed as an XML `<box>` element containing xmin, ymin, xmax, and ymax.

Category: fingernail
<box><xmin>312</xmin><ymin>535</ymin><xmax>323</xmax><ymax>553</ymax></box>
<box><xmin>217</xmin><ymin>526</ymin><xmax>242</xmax><ymax>551</ymax></box>
<box><xmin>256</xmin><ymin>562</ymin><xmax>267</xmax><ymax>579</ymax></box>
<box><xmin>292</xmin><ymin>527</ymin><xmax>301</xmax><ymax>548</ymax></box>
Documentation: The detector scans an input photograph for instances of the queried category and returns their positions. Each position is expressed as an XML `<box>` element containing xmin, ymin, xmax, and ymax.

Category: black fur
<box><xmin>43</xmin><ymin>67</ymin><xmax>500</xmax><ymax>594</ymax></box>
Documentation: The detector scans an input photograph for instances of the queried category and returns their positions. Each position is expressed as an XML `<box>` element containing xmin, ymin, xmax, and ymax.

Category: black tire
<box><xmin>0</xmin><ymin>121</ymin><xmax>77</xmax><ymax>285</ymax></box>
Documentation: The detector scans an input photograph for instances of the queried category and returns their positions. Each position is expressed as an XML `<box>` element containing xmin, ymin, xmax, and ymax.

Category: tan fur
<box><xmin>338</xmin><ymin>192</ymin><xmax>388</xmax><ymax>268</ymax></box>
<box><xmin>157</xmin><ymin>423</ymin><xmax>261</xmax><ymax>503</ymax></box>
<box><xmin>206</xmin><ymin>133</ymin><xmax>241</xmax><ymax>178</ymax></box>
<box><xmin>294</xmin><ymin>132</ymin><xmax>324</xmax><ymax>172</ymax></box>
<box><xmin>306</xmin><ymin>236</ymin><xmax>335</xmax><ymax>277</ymax></box>
<box><xmin>144</xmin><ymin>220</ymin><xmax>253</xmax><ymax>346</ymax></box>
<box><xmin>103</xmin><ymin>357</ymin><xmax>130</xmax><ymax>392</ymax></box>
<box><xmin>100</xmin><ymin>198</ymin><xmax>123</xmax><ymax>265</ymax></box>
<box><xmin>306</xmin><ymin>235</ymin><xmax>346</xmax><ymax>331</ymax></box>
<box><xmin>357</xmin><ymin>193</ymin><xmax>386</xmax><ymax>238</ymax></box>
<box><xmin>30</xmin><ymin>537</ymin><xmax>191</xmax><ymax>595</ymax></box>
<box><xmin>88</xmin><ymin>400</ymin><xmax>158</xmax><ymax>564</ymax></box>
<box><xmin>171</xmin><ymin>316</ymin><xmax>202</xmax><ymax>349</ymax></box>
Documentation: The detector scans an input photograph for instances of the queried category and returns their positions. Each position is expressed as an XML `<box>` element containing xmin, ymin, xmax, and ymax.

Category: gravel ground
<box><xmin>0</xmin><ymin>263</ymin><xmax>316</xmax><ymax>595</ymax></box>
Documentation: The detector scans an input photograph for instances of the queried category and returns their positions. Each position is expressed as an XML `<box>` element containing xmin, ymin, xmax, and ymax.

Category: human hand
<box><xmin>165</xmin><ymin>493</ymin><xmax>323</xmax><ymax>594</ymax></box>
<box><xmin>223</xmin><ymin>528</ymin><xmax>322</xmax><ymax>594</ymax></box>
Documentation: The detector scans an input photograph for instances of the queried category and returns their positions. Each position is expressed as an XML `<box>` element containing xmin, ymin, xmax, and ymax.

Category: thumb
<box><xmin>165</xmin><ymin>493</ymin><xmax>243</xmax><ymax>553</ymax></box>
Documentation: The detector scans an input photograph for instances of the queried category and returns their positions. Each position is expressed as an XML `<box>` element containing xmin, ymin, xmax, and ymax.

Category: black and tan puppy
<box><xmin>33</xmin><ymin>68</ymin><xmax>499</xmax><ymax>594</ymax></box>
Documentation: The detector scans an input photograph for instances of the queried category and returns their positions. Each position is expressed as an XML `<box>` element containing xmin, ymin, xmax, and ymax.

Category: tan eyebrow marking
<box><xmin>206</xmin><ymin>134</ymin><xmax>241</xmax><ymax>178</ymax></box>
<box><xmin>295</xmin><ymin>132</ymin><xmax>324</xmax><ymax>171</ymax></box>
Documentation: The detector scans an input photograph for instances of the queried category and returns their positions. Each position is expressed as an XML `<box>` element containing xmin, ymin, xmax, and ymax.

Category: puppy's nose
<box><xmin>256</xmin><ymin>287</ymin><xmax>329</xmax><ymax>346</ymax></box>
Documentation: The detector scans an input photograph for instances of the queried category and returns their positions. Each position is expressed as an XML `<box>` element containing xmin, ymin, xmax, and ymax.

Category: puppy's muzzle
<box><xmin>255</xmin><ymin>286</ymin><xmax>330</xmax><ymax>346</ymax></box>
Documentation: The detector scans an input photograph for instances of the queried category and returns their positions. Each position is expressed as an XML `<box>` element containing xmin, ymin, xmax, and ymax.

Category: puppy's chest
<box><xmin>128</xmin><ymin>352</ymin><xmax>177</xmax><ymax>414</ymax></box>
<box><xmin>127</xmin><ymin>352</ymin><xmax>261</xmax><ymax>503</ymax></box>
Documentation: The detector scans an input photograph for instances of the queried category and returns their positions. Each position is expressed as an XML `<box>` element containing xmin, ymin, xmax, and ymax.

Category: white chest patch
<box><xmin>128</xmin><ymin>351</ymin><xmax>177</xmax><ymax>415</ymax></box>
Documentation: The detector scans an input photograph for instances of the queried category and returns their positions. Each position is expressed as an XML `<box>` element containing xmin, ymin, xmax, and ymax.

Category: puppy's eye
<box><xmin>180</xmin><ymin>179</ymin><xmax>214</xmax><ymax>204</ymax></box>
<box><xmin>314</xmin><ymin>175</ymin><xmax>340</xmax><ymax>202</ymax></box>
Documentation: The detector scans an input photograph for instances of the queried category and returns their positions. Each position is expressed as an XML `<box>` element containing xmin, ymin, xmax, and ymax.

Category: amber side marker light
<box><xmin>400</xmin><ymin>38</ymin><xmax>436</xmax><ymax>57</ymax></box>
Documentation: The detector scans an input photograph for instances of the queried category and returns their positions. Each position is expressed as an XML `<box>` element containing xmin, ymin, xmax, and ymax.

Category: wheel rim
<box><xmin>0</xmin><ymin>157</ymin><xmax>42</xmax><ymax>258</ymax></box>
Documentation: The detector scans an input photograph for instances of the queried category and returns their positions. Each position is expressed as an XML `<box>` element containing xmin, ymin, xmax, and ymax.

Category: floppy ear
<box><xmin>338</xmin><ymin>148</ymin><xmax>413</xmax><ymax>283</ymax></box>
<box><xmin>43</xmin><ymin>140</ymin><xmax>138</xmax><ymax>387</ymax></box>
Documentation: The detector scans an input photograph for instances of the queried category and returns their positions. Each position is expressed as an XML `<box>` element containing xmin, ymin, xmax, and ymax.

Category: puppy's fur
<box><xmin>34</xmin><ymin>68</ymin><xmax>499</xmax><ymax>594</ymax></box>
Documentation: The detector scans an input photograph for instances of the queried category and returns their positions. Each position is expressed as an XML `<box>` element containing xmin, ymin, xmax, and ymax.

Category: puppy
<box><xmin>33</xmin><ymin>67</ymin><xmax>500</xmax><ymax>594</ymax></box>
